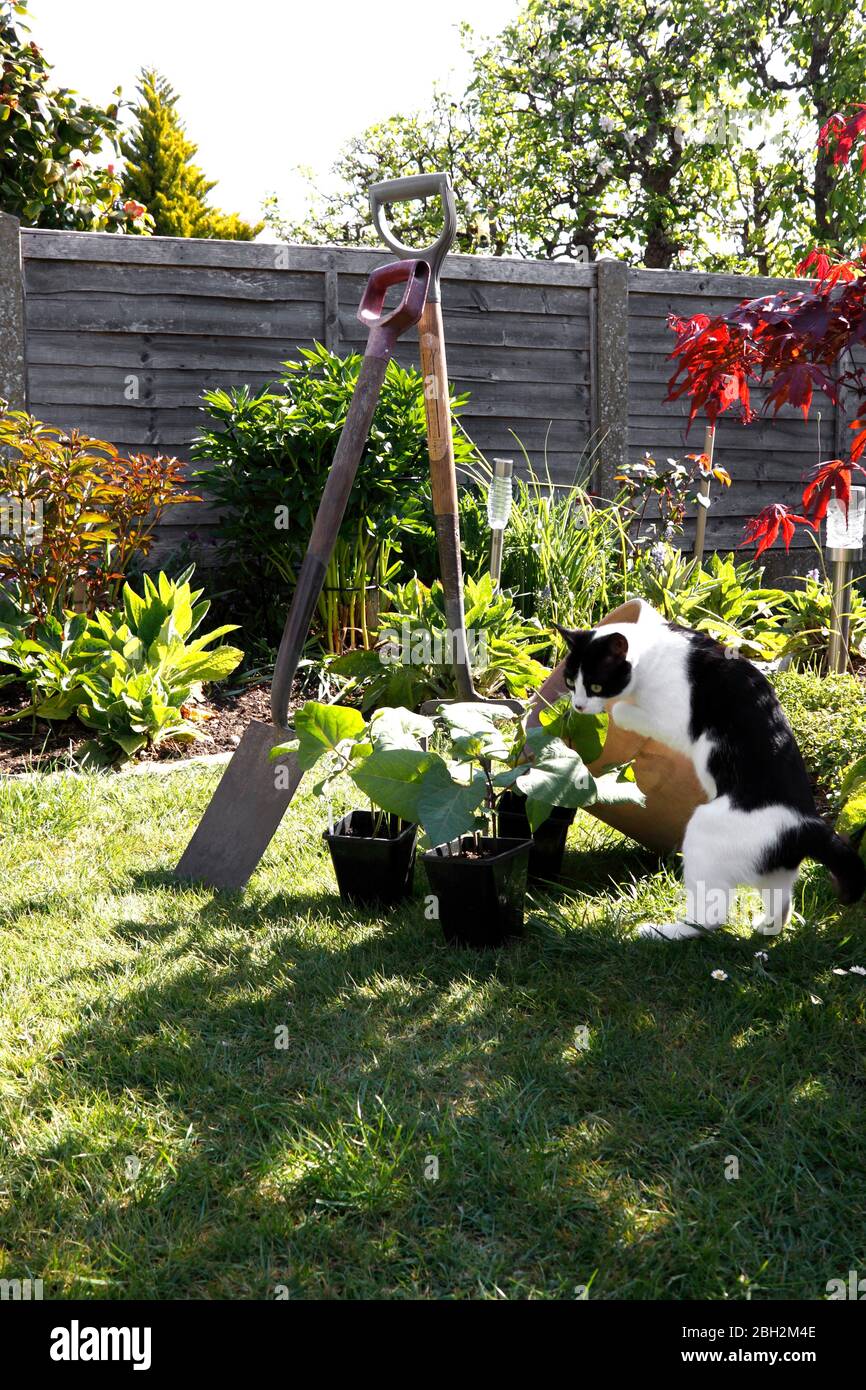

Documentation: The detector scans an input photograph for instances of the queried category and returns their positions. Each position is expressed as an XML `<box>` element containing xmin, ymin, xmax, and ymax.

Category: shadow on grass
<box><xmin>4</xmin><ymin>854</ymin><xmax>866</xmax><ymax>1301</ymax></box>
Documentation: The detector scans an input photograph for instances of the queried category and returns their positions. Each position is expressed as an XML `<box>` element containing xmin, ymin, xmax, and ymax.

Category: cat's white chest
<box><xmin>612</xmin><ymin>638</ymin><xmax>718</xmax><ymax>800</ymax></box>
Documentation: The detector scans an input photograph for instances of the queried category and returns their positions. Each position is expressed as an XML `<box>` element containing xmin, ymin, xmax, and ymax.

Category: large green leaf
<box><xmin>591</xmin><ymin>771</ymin><xmax>646</xmax><ymax>808</ymax></box>
<box><xmin>516</xmin><ymin>737</ymin><xmax>597</xmax><ymax>812</ymax></box>
<box><xmin>350</xmin><ymin>747</ymin><xmax>437</xmax><ymax>822</ymax></box>
<box><xmin>438</xmin><ymin>701</ymin><xmax>519</xmax><ymax>735</ymax></box>
<box><xmin>368</xmin><ymin>706</ymin><xmax>434</xmax><ymax>750</ymax></box>
<box><xmin>292</xmin><ymin>701</ymin><xmax>367</xmax><ymax>771</ymax></box>
<box><xmin>415</xmin><ymin>759</ymin><xmax>488</xmax><ymax>847</ymax></box>
<box><xmin>538</xmin><ymin>699</ymin><xmax>608</xmax><ymax>764</ymax></box>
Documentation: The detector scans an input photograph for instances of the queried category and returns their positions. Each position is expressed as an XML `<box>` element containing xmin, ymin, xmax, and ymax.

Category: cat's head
<box><xmin>554</xmin><ymin>625</ymin><xmax>632</xmax><ymax>713</ymax></box>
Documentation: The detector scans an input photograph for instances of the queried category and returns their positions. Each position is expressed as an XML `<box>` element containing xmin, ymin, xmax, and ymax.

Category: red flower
<box><xmin>123</xmin><ymin>199</ymin><xmax>146</xmax><ymax>219</ymax></box>
<box><xmin>741</xmin><ymin>504</ymin><xmax>811</xmax><ymax>558</ymax></box>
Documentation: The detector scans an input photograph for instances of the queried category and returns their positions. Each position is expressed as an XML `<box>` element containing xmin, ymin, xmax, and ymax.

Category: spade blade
<box><xmin>174</xmin><ymin>721</ymin><xmax>304</xmax><ymax>890</ymax></box>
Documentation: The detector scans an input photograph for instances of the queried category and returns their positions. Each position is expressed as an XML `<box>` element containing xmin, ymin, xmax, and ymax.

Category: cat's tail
<box><xmin>797</xmin><ymin>818</ymin><xmax>866</xmax><ymax>904</ymax></box>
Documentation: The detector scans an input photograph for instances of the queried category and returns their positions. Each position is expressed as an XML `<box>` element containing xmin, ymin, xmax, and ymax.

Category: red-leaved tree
<box><xmin>666</xmin><ymin>106</ymin><xmax>866</xmax><ymax>558</ymax></box>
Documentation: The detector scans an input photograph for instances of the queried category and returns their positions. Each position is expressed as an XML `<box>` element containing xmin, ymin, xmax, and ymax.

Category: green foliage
<box><xmin>771</xmin><ymin>669</ymin><xmax>866</xmax><ymax>811</ymax></box>
<box><xmin>0</xmin><ymin>1</ymin><xmax>150</xmax><ymax>231</ymax></box>
<box><xmin>632</xmin><ymin>545</ymin><xmax>866</xmax><ymax>669</ymax></box>
<box><xmin>631</xmin><ymin>547</ymin><xmax>791</xmax><ymax>660</ymax></box>
<box><xmin>272</xmin><ymin>697</ymin><xmax>641</xmax><ymax>847</ymax></box>
<box><xmin>266</xmin><ymin>0</ymin><xmax>865</xmax><ymax>272</ymax></box>
<box><xmin>193</xmin><ymin>344</ymin><xmax>476</xmax><ymax>650</ymax></box>
<box><xmin>777</xmin><ymin>571</ymin><xmax>866</xmax><ymax>668</ymax></box>
<box><xmin>465</xmin><ymin>456</ymin><xmax>632</xmax><ymax>631</ymax></box>
<box><xmin>836</xmin><ymin>754</ymin><xmax>866</xmax><ymax>847</ymax></box>
<box><xmin>329</xmin><ymin>573</ymin><xmax>549</xmax><ymax>711</ymax></box>
<box><xmin>0</xmin><ymin>406</ymin><xmax>198</xmax><ymax>624</ymax></box>
<box><xmin>0</xmin><ymin>567</ymin><xmax>243</xmax><ymax>763</ymax></box>
<box><xmin>121</xmin><ymin>69</ymin><xmax>262</xmax><ymax>240</ymax></box>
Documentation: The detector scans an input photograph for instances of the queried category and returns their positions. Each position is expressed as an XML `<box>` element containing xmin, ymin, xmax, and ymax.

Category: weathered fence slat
<box><xmin>0</xmin><ymin>224</ymin><xmax>840</xmax><ymax>564</ymax></box>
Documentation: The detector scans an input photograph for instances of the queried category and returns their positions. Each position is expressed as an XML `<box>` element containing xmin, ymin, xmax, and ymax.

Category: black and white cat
<box><xmin>556</xmin><ymin>602</ymin><xmax>865</xmax><ymax>940</ymax></box>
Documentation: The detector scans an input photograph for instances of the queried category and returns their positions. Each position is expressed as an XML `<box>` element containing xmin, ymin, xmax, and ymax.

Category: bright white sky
<box><xmin>28</xmin><ymin>0</ymin><xmax>520</xmax><ymax>233</ymax></box>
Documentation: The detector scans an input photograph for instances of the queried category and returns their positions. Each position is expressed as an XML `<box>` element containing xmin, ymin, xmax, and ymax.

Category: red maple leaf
<box><xmin>819</xmin><ymin>105</ymin><xmax>866</xmax><ymax>173</ymax></box>
<box><xmin>795</xmin><ymin>248</ymin><xmax>860</xmax><ymax>287</ymax></box>
<box><xmin>741</xmin><ymin>504</ymin><xmax>812</xmax><ymax>558</ymax></box>
<box><xmin>800</xmin><ymin>458</ymin><xmax>866</xmax><ymax>522</ymax></box>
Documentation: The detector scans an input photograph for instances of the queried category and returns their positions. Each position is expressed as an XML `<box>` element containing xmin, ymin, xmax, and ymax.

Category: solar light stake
<box><xmin>826</xmin><ymin>485</ymin><xmax>866</xmax><ymax>674</ymax></box>
<box><xmin>488</xmin><ymin>457</ymin><xmax>513</xmax><ymax>591</ymax></box>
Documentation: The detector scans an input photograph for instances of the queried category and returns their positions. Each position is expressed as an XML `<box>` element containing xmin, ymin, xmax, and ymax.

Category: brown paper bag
<box><xmin>528</xmin><ymin>599</ymin><xmax>705</xmax><ymax>853</ymax></box>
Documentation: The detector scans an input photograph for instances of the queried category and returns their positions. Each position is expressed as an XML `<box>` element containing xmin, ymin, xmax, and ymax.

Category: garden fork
<box><xmin>370</xmin><ymin>174</ymin><xmax>521</xmax><ymax>714</ymax></box>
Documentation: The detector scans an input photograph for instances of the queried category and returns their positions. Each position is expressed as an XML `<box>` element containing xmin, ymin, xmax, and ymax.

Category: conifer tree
<box><xmin>121</xmin><ymin>69</ymin><xmax>262</xmax><ymax>240</ymax></box>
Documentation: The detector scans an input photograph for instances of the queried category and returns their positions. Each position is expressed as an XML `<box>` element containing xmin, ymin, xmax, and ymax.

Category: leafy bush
<box><xmin>328</xmin><ymin>573</ymin><xmax>549</xmax><ymax>711</ymax></box>
<box><xmin>771</xmin><ymin>669</ymin><xmax>866</xmax><ymax>810</ymax></box>
<box><xmin>0</xmin><ymin>407</ymin><xmax>196</xmax><ymax>623</ymax></box>
<box><xmin>631</xmin><ymin>547</ymin><xmax>791</xmax><ymax>659</ymax></box>
<box><xmin>630</xmin><ymin>545</ymin><xmax>866</xmax><ymax>669</ymax></box>
<box><xmin>0</xmin><ymin>1</ymin><xmax>152</xmax><ymax>232</ymax></box>
<box><xmin>192</xmin><ymin>343</ymin><xmax>477</xmax><ymax>652</ymax></box>
<box><xmin>0</xmin><ymin>567</ymin><xmax>242</xmax><ymax>763</ymax></box>
<box><xmin>836</xmin><ymin>755</ymin><xmax>866</xmax><ymax>848</ymax></box>
<box><xmin>460</xmin><ymin>455</ymin><xmax>632</xmax><ymax>630</ymax></box>
<box><xmin>777</xmin><ymin>570</ymin><xmax>866</xmax><ymax>667</ymax></box>
<box><xmin>273</xmin><ymin>698</ymin><xmax>641</xmax><ymax>847</ymax></box>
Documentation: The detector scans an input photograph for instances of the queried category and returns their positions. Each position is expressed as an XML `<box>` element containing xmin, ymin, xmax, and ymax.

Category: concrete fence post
<box><xmin>594</xmin><ymin>258</ymin><xmax>629</xmax><ymax>498</ymax></box>
<box><xmin>0</xmin><ymin>211</ymin><xmax>27</xmax><ymax>410</ymax></box>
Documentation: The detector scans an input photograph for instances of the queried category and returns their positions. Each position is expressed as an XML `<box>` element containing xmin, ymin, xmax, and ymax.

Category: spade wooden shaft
<box><xmin>418</xmin><ymin>299</ymin><xmax>475</xmax><ymax>700</ymax></box>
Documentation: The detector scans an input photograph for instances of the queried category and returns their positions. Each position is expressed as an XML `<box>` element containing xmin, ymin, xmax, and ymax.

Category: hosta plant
<box><xmin>0</xmin><ymin>567</ymin><xmax>242</xmax><ymax>763</ymax></box>
<box><xmin>631</xmin><ymin>546</ymin><xmax>792</xmax><ymax>660</ymax></box>
<box><xmin>328</xmin><ymin>573</ymin><xmax>549</xmax><ymax>712</ymax></box>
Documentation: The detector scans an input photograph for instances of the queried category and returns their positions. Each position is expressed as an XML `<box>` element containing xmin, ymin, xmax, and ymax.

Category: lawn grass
<box><xmin>1</xmin><ymin>765</ymin><xmax>865</xmax><ymax>1300</ymax></box>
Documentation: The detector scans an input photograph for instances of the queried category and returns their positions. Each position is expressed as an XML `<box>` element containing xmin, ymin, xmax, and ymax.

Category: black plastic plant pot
<box><xmin>497</xmin><ymin>790</ymin><xmax>576</xmax><ymax>881</ymax></box>
<box><xmin>422</xmin><ymin>836</ymin><xmax>531</xmax><ymax>948</ymax></box>
<box><xmin>323</xmin><ymin>811</ymin><xmax>417</xmax><ymax>906</ymax></box>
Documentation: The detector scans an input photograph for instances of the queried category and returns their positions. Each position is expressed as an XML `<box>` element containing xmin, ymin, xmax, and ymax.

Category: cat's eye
<box><xmin>590</xmin><ymin>683</ymin><xmax>603</xmax><ymax>694</ymax></box>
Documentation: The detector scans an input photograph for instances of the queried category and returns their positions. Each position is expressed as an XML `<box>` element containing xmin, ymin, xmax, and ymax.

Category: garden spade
<box><xmin>370</xmin><ymin>172</ymin><xmax>522</xmax><ymax>715</ymax></box>
<box><xmin>174</xmin><ymin>258</ymin><xmax>430</xmax><ymax>890</ymax></box>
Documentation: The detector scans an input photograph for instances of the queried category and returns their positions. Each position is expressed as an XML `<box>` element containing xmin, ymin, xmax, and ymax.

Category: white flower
<box><xmin>754</xmin><ymin>951</ymin><xmax>769</xmax><ymax>963</ymax></box>
<box><xmin>810</xmin><ymin>994</ymin><xmax>823</xmax><ymax>1005</ymax></box>
<box><xmin>711</xmin><ymin>969</ymin><xmax>728</xmax><ymax>981</ymax></box>
<box><xmin>599</xmin><ymin>115</ymin><xmax>616</xmax><ymax>133</ymax></box>
<box><xmin>598</xmin><ymin>158</ymin><xmax>614</xmax><ymax>177</ymax></box>
<box><xmin>832</xmin><ymin>967</ymin><xmax>848</xmax><ymax>975</ymax></box>
<box><xmin>850</xmin><ymin>965</ymin><xmax>866</xmax><ymax>976</ymax></box>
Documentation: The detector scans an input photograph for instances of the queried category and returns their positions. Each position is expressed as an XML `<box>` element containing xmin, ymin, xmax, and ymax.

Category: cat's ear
<box><xmin>553</xmin><ymin>623</ymin><xmax>586</xmax><ymax>648</ymax></box>
<box><xmin>607</xmin><ymin>632</ymin><xmax>629</xmax><ymax>661</ymax></box>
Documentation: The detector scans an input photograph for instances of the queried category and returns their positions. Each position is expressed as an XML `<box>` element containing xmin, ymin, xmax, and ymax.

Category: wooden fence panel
<box><xmin>6</xmin><ymin>223</ymin><xmax>835</xmax><ymax>567</ymax></box>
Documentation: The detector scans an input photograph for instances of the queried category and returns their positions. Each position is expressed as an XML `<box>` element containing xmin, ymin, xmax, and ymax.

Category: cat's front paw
<box><xmin>636</xmin><ymin>920</ymin><xmax>704</xmax><ymax>941</ymax></box>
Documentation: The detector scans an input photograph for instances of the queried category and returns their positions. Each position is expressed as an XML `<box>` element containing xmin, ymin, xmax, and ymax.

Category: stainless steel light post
<box><xmin>826</xmin><ymin>485</ymin><xmax>866</xmax><ymax>673</ymax></box>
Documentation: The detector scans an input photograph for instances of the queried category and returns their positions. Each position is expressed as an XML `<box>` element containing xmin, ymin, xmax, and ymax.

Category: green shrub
<box><xmin>0</xmin><ymin>567</ymin><xmax>242</xmax><ymax>763</ymax></box>
<box><xmin>631</xmin><ymin>547</ymin><xmax>791</xmax><ymax>659</ymax></box>
<box><xmin>192</xmin><ymin>343</ymin><xmax>477</xmax><ymax>652</ymax></box>
<box><xmin>0</xmin><ymin>407</ymin><xmax>197</xmax><ymax>623</ymax></box>
<box><xmin>771</xmin><ymin>669</ymin><xmax>866</xmax><ymax>810</ymax></box>
<box><xmin>328</xmin><ymin>573</ymin><xmax>548</xmax><ymax>711</ymax></box>
<box><xmin>778</xmin><ymin>570</ymin><xmax>866</xmax><ymax>667</ymax></box>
